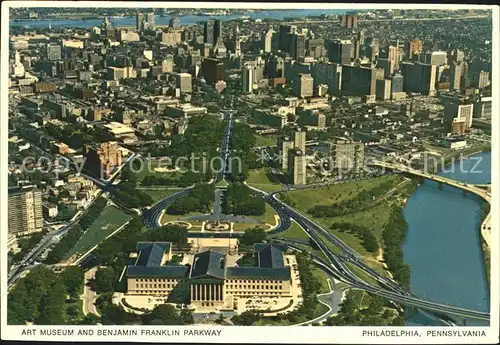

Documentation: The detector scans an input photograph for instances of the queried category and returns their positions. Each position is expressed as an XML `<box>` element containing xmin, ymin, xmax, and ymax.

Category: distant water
<box><xmin>10</xmin><ymin>9</ymin><xmax>348</xmax><ymax>29</ymax></box>
<box><xmin>403</xmin><ymin>152</ymin><xmax>491</xmax><ymax>326</ymax></box>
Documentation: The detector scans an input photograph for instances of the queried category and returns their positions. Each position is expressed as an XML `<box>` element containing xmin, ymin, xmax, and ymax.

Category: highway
<box><xmin>135</xmin><ymin>107</ymin><xmax>490</xmax><ymax>321</ymax></box>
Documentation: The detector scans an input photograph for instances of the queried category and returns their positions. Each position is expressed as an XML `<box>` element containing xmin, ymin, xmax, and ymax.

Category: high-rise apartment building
<box><xmin>340</xmin><ymin>14</ymin><xmax>358</xmax><ymax>28</ymax></box>
<box><xmin>136</xmin><ymin>12</ymin><xmax>144</xmax><ymax>30</ymax></box>
<box><xmin>146</xmin><ymin>12</ymin><xmax>155</xmax><ymax>28</ymax></box>
<box><xmin>294</xmin><ymin>130</ymin><xmax>306</xmax><ymax>153</ymax></box>
<box><xmin>46</xmin><ymin>43</ymin><xmax>62</xmax><ymax>61</ymax></box>
<box><xmin>264</xmin><ymin>29</ymin><xmax>274</xmax><ymax>53</ymax></box>
<box><xmin>288</xmin><ymin>149</ymin><xmax>307</xmax><ymax>185</ymax></box>
<box><xmin>444</xmin><ymin>101</ymin><xmax>474</xmax><ymax>133</ymax></box>
<box><xmin>8</xmin><ymin>185</ymin><xmax>44</xmax><ymax>236</ymax></box>
<box><xmin>328</xmin><ymin>140</ymin><xmax>365</xmax><ymax>173</ymax></box>
<box><xmin>477</xmin><ymin>71</ymin><xmax>490</xmax><ymax>89</ymax></box>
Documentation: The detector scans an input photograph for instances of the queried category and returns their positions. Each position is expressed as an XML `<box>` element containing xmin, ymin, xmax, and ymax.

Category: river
<box><xmin>403</xmin><ymin>151</ymin><xmax>491</xmax><ymax>326</ymax></box>
<box><xmin>10</xmin><ymin>9</ymin><xmax>347</xmax><ymax>29</ymax></box>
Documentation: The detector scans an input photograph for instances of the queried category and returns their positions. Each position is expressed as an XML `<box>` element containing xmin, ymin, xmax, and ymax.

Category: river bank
<box><xmin>403</xmin><ymin>151</ymin><xmax>491</xmax><ymax>325</ymax></box>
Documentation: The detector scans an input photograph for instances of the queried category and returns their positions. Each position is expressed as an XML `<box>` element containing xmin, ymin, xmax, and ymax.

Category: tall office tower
<box><xmin>354</xmin><ymin>30</ymin><xmax>365</xmax><ymax>59</ymax></box>
<box><xmin>279</xmin><ymin>24</ymin><xmax>297</xmax><ymax>53</ymax></box>
<box><xmin>294</xmin><ymin>73</ymin><xmax>314</xmax><ymax>98</ymax></box>
<box><xmin>386</xmin><ymin>45</ymin><xmax>400</xmax><ymax>70</ymax></box>
<box><xmin>448</xmin><ymin>49</ymin><xmax>464</xmax><ymax>64</ymax></box>
<box><xmin>291</xmin><ymin>33</ymin><xmax>306</xmax><ymax>60</ymax></box>
<box><xmin>147</xmin><ymin>12</ymin><xmax>155</xmax><ymax>28</ymax></box>
<box><xmin>264</xmin><ymin>29</ymin><xmax>274</xmax><ymax>53</ymax></box>
<box><xmin>311</xmin><ymin>62</ymin><xmax>342</xmax><ymax>93</ymax></box>
<box><xmin>242</xmin><ymin>64</ymin><xmax>254</xmax><ymax>94</ymax></box>
<box><xmin>328</xmin><ymin>40</ymin><xmax>354</xmax><ymax>65</ymax></box>
<box><xmin>400</xmin><ymin>62</ymin><xmax>436</xmax><ymax>95</ymax></box>
<box><xmin>289</xmin><ymin>150</ymin><xmax>307</xmax><ymax>185</ymax></box>
<box><xmin>46</xmin><ymin>43</ymin><xmax>62</xmax><ymax>61</ymax></box>
<box><xmin>444</xmin><ymin>101</ymin><xmax>474</xmax><ymax>133</ymax></box>
<box><xmin>328</xmin><ymin>140</ymin><xmax>365</xmax><ymax>173</ymax></box>
<box><xmin>341</xmin><ymin>65</ymin><xmax>377</xmax><ymax>96</ymax></box>
<box><xmin>477</xmin><ymin>71</ymin><xmax>490</xmax><ymax>89</ymax></box>
<box><xmin>406</xmin><ymin>39</ymin><xmax>423</xmax><ymax>58</ymax></box>
<box><xmin>213</xmin><ymin>20</ymin><xmax>222</xmax><ymax>44</ymax></box>
<box><xmin>391</xmin><ymin>73</ymin><xmax>404</xmax><ymax>93</ymax></box>
<box><xmin>376</xmin><ymin>78</ymin><xmax>392</xmax><ymax>100</ymax></box>
<box><xmin>234</xmin><ymin>25</ymin><xmax>241</xmax><ymax>58</ymax></box>
<box><xmin>377</xmin><ymin>58</ymin><xmax>394</xmax><ymax>75</ymax></box>
<box><xmin>8</xmin><ymin>185</ymin><xmax>44</xmax><ymax>236</ymax></box>
<box><xmin>266</xmin><ymin>55</ymin><xmax>285</xmax><ymax>78</ymax></box>
<box><xmin>426</xmin><ymin>51</ymin><xmax>447</xmax><ymax>66</ymax></box>
<box><xmin>136</xmin><ymin>12</ymin><xmax>144</xmax><ymax>31</ymax></box>
<box><xmin>201</xmin><ymin>58</ymin><xmax>224</xmax><ymax>85</ymax></box>
<box><xmin>294</xmin><ymin>130</ymin><xmax>306</xmax><ymax>153</ymax></box>
<box><xmin>280</xmin><ymin>139</ymin><xmax>294</xmax><ymax>170</ymax></box>
<box><xmin>175</xmin><ymin>73</ymin><xmax>193</xmax><ymax>93</ymax></box>
<box><xmin>204</xmin><ymin>20</ymin><xmax>215</xmax><ymax>45</ymax></box>
<box><xmin>450</xmin><ymin>61</ymin><xmax>463</xmax><ymax>90</ymax></box>
<box><xmin>169</xmin><ymin>16</ymin><xmax>181</xmax><ymax>29</ymax></box>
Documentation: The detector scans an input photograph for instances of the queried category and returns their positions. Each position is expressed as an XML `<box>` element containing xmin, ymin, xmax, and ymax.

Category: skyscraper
<box><xmin>234</xmin><ymin>25</ymin><xmax>241</xmax><ymax>58</ymax></box>
<box><xmin>341</xmin><ymin>65</ymin><xmax>377</xmax><ymax>96</ymax></box>
<box><xmin>279</xmin><ymin>24</ymin><xmax>297</xmax><ymax>53</ymax></box>
<box><xmin>147</xmin><ymin>12</ymin><xmax>155</xmax><ymax>28</ymax></box>
<box><xmin>294</xmin><ymin>73</ymin><xmax>314</xmax><ymax>98</ymax></box>
<box><xmin>46</xmin><ymin>43</ymin><xmax>62</xmax><ymax>61</ymax></box>
<box><xmin>8</xmin><ymin>185</ymin><xmax>44</xmax><ymax>236</ymax></box>
<box><xmin>354</xmin><ymin>30</ymin><xmax>365</xmax><ymax>59</ymax></box>
<box><xmin>242</xmin><ymin>64</ymin><xmax>254</xmax><ymax>94</ymax></box>
<box><xmin>136</xmin><ymin>12</ymin><xmax>144</xmax><ymax>31</ymax></box>
<box><xmin>264</xmin><ymin>29</ymin><xmax>274</xmax><ymax>53</ymax></box>
<box><xmin>450</xmin><ymin>61</ymin><xmax>463</xmax><ymax>90</ymax></box>
<box><xmin>406</xmin><ymin>39</ymin><xmax>422</xmax><ymax>58</ymax></box>
<box><xmin>386</xmin><ymin>45</ymin><xmax>400</xmax><ymax>70</ymax></box>
<box><xmin>169</xmin><ymin>16</ymin><xmax>181</xmax><ymax>29</ymax></box>
<box><xmin>291</xmin><ymin>33</ymin><xmax>306</xmax><ymax>60</ymax></box>
<box><xmin>328</xmin><ymin>40</ymin><xmax>353</xmax><ymax>65</ymax></box>
<box><xmin>203</xmin><ymin>19</ymin><xmax>222</xmax><ymax>45</ymax></box>
<box><xmin>175</xmin><ymin>73</ymin><xmax>193</xmax><ymax>93</ymax></box>
<box><xmin>294</xmin><ymin>130</ymin><xmax>306</xmax><ymax>153</ymax></box>
<box><xmin>289</xmin><ymin>150</ymin><xmax>307</xmax><ymax>185</ymax></box>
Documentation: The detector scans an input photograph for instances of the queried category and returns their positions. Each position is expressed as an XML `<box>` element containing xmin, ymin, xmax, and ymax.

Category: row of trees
<box><xmin>9</xmin><ymin>230</ymin><xmax>47</xmax><ymax>265</ymax></box>
<box><xmin>308</xmin><ymin>180</ymin><xmax>396</xmax><ymax>218</ymax></box>
<box><xmin>382</xmin><ymin>206</ymin><xmax>411</xmax><ymax>289</ymax></box>
<box><xmin>141</xmin><ymin>171</ymin><xmax>204</xmax><ymax>188</ymax></box>
<box><xmin>44</xmin><ymin>122</ymin><xmax>112</xmax><ymax>151</ymax></box>
<box><xmin>223</xmin><ymin>183</ymin><xmax>266</xmax><ymax>216</ymax></box>
<box><xmin>8</xmin><ymin>266</ymin><xmax>85</xmax><ymax>325</ymax></box>
<box><xmin>228</xmin><ymin>123</ymin><xmax>264</xmax><ymax>182</ymax></box>
<box><xmin>166</xmin><ymin>184</ymin><xmax>214</xmax><ymax>215</ymax></box>
<box><xmin>331</xmin><ymin>222</ymin><xmax>379</xmax><ymax>253</ymax></box>
<box><xmin>44</xmin><ymin>224</ymin><xmax>84</xmax><ymax>264</ymax></box>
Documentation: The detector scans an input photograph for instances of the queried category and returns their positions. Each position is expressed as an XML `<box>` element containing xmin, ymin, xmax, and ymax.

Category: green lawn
<box><xmin>273</xmin><ymin>221</ymin><xmax>310</xmax><ymax>241</ymax></box>
<box><xmin>284</xmin><ymin>175</ymin><xmax>401</xmax><ymax>212</ymax></box>
<box><xmin>140</xmin><ymin>189</ymin><xmax>178</xmax><ymax>203</ymax></box>
<box><xmin>254</xmin><ymin>134</ymin><xmax>277</xmax><ymax>147</ymax></box>
<box><xmin>312</xmin><ymin>267</ymin><xmax>331</xmax><ymax>294</ymax></box>
<box><xmin>255</xmin><ymin>204</ymin><xmax>279</xmax><ymax>226</ymax></box>
<box><xmin>160</xmin><ymin>211</ymin><xmax>205</xmax><ymax>226</ymax></box>
<box><xmin>247</xmin><ymin>168</ymin><xmax>282</xmax><ymax>193</ymax></box>
<box><xmin>66</xmin><ymin>206</ymin><xmax>132</xmax><ymax>259</ymax></box>
<box><xmin>346</xmin><ymin>263</ymin><xmax>381</xmax><ymax>287</ymax></box>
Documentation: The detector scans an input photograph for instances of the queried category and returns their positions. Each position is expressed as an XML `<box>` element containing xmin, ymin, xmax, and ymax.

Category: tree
<box><xmin>240</xmin><ymin>227</ymin><xmax>267</xmax><ymax>245</ymax></box>
<box><xmin>80</xmin><ymin>313</ymin><xmax>100</xmax><ymax>325</ymax></box>
<box><xmin>367</xmin><ymin>295</ymin><xmax>384</xmax><ymax>315</ymax></box>
<box><xmin>60</xmin><ymin>266</ymin><xmax>84</xmax><ymax>298</ymax></box>
<box><xmin>231</xmin><ymin>310</ymin><xmax>261</xmax><ymax>325</ymax></box>
<box><xmin>93</xmin><ymin>267</ymin><xmax>116</xmax><ymax>293</ymax></box>
<box><xmin>143</xmin><ymin>304</ymin><xmax>185</xmax><ymax>325</ymax></box>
